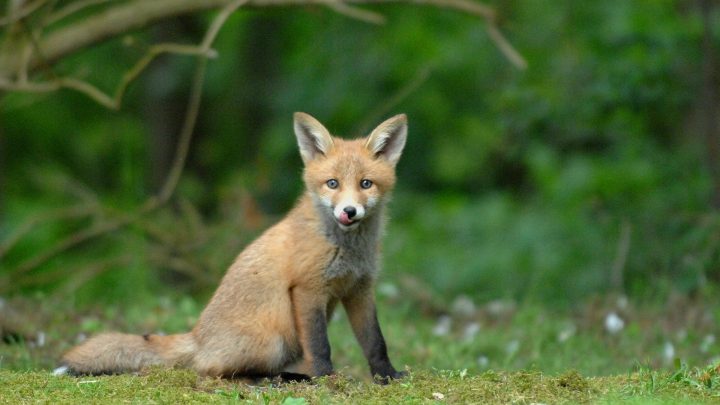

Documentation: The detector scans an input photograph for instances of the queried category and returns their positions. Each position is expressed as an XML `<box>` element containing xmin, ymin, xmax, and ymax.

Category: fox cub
<box><xmin>57</xmin><ymin>112</ymin><xmax>407</xmax><ymax>382</ymax></box>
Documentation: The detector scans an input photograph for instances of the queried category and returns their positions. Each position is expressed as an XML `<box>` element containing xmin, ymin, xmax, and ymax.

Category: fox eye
<box><xmin>360</xmin><ymin>179</ymin><xmax>373</xmax><ymax>189</ymax></box>
<box><xmin>326</xmin><ymin>179</ymin><xmax>339</xmax><ymax>189</ymax></box>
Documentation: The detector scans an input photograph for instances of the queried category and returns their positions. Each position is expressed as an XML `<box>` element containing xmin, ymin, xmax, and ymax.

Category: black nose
<box><xmin>343</xmin><ymin>206</ymin><xmax>357</xmax><ymax>219</ymax></box>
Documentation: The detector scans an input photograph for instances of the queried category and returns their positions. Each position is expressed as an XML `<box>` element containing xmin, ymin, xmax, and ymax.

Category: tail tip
<box><xmin>52</xmin><ymin>365</ymin><xmax>70</xmax><ymax>376</ymax></box>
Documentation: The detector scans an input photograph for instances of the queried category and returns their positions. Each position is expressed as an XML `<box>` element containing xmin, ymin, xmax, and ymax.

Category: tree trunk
<box><xmin>143</xmin><ymin>20</ymin><xmax>195</xmax><ymax>193</ymax></box>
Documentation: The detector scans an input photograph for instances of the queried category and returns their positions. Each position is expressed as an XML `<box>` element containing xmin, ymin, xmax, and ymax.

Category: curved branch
<box><xmin>0</xmin><ymin>0</ymin><xmax>524</xmax><ymax>79</ymax></box>
<box><xmin>7</xmin><ymin>0</ymin><xmax>247</xmax><ymax>277</ymax></box>
<box><xmin>0</xmin><ymin>0</ymin><xmax>47</xmax><ymax>26</ymax></box>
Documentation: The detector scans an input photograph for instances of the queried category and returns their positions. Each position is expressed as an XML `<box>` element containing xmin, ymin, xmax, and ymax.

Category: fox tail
<box><xmin>54</xmin><ymin>332</ymin><xmax>196</xmax><ymax>375</ymax></box>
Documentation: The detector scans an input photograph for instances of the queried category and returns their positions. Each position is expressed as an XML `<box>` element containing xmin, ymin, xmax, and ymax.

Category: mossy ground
<box><xmin>1</xmin><ymin>295</ymin><xmax>719</xmax><ymax>403</ymax></box>
<box><xmin>1</xmin><ymin>367</ymin><xmax>719</xmax><ymax>404</ymax></box>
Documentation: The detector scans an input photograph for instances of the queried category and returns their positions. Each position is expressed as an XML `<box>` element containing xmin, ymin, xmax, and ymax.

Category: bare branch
<box><xmin>0</xmin><ymin>204</ymin><xmax>94</xmax><ymax>259</ymax></box>
<box><xmin>355</xmin><ymin>66</ymin><xmax>431</xmax><ymax>135</ymax></box>
<box><xmin>486</xmin><ymin>23</ymin><xmax>527</xmax><ymax>70</ymax></box>
<box><xmin>47</xmin><ymin>0</ymin><xmax>113</xmax><ymax>25</ymax></box>
<box><xmin>397</xmin><ymin>0</ymin><xmax>494</xmax><ymax>19</ymax></box>
<box><xmin>159</xmin><ymin>0</ymin><xmax>247</xmax><ymax>202</ymax></box>
<box><xmin>110</xmin><ymin>43</ymin><xmax>217</xmax><ymax>109</ymax></box>
<box><xmin>51</xmin><ymin>255</ymin><xmax>133</xmax><ymax>295</ymax></box>
<box><xmin>7</xmin><ymin>0</ymin><xmax>246</xmax><ymax>276</ymax></box>
<box><xmin>0</xmin><ymin>0</ymin><xmax>231</xmax><ymax>77</ymax></box>
<box><xmin>0</xmin><ymin>42</ymin><xmax>216</xmax><ymax>109</ymax></box>
<box><xmin>326</xmin><ymin>1</ymin><xmax>385</xmax><ymax>25</ymax></box>
<box><xmin>0</xmin><ymin>0</ymin><xmax>524</xmax><ymax>80</ymax></box>
<box><xmin>0</xmin><ymin>0</ymin><xmax>47</xmax><ymax>26</ymax></box>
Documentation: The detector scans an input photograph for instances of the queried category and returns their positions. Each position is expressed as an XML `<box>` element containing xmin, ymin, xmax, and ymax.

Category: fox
<box><xmin>55</xmin><ymin>112</ymin><xmax>408</xmax><ymax>383</ymax></box>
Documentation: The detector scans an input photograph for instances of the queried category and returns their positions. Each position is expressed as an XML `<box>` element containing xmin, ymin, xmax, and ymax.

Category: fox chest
<box><xmin>324</xmin><ymin>246</ymin><xmax>377</xmax><ymax>297</ymax></box>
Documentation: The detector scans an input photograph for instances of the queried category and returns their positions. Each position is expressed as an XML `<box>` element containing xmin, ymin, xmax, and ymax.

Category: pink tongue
<box><xmin>339</xmin><ymin>211</ymin><xmax>354</xmax><ymax>225</ymax></box>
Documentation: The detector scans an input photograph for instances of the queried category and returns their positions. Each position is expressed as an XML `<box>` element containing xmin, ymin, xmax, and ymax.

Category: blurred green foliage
<box><xmin>1</xmin><ymin>1</ymin><xmax>718</xmax><ymax>306</ymax></box>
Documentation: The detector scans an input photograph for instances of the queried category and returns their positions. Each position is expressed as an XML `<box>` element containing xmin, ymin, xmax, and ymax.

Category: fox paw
<box><xmin>278</xmin><ymin>372</ymin><xmax>312</xmax><ymax>382</ymax></box>
<box><xmin>373</xmin><ymin>370</ymin><xmax>407</xmax><ymax>384</ymax></box>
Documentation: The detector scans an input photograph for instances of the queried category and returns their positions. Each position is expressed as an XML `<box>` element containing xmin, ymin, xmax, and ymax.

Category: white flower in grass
<box><xmin>662</xmin><ymin>341</ymin><xmax>675</xmax><ymax>364</ymax></box>
<box><xmin>615</xmin><ymin>295</ymin><xmax>628</xmax><ymax>310</ymax></box>
<box><xmin>432</xmin><ymin>392</ymin><xmax>445</xmax><ymax>400</ymax></box>
<box><xmin>700</xmin><ymin>334</ymin><xmax>715</xmax><ymax>353</ymax></box>
<box><xmin>432</xmin><ymin>315</ymin><xmax>452</xmax><ymax>336</ymax></box>
<box><xmin>557</xmin><ymin>323</ymin><xmax>576</xmax><ymax>343</ymax></box>
<box><xmin>462</xmin><ymin>322</ymin><xmax>481</xmax><ymax>342</ymax></box>
<box><xmin>377</xmin><ymin>282</ymin><xmax>399</xmax><ymax>299</ymax></box>
<box><xmin>604</xmin><ymin>312</ymin><xmax>624</xmax><ymax>334</ymax></box>
<box><xmin>451</xmin><ymin>295</ymin><xmax>476</xmax><ymax>317</ymax></box>
<box><xmin>486</xmin><ymin>299</ymin><xmax>515</xmax><ymax>317</ymax></box>
<box><xmin>506</xmin><ymin>339</ymin><xmax>520</xmax><ymax>356</ymax></box>
<box><xmin>36</xmin><ymin>332</ymin><xmax>46</xmax><ymax>347</ymax></box>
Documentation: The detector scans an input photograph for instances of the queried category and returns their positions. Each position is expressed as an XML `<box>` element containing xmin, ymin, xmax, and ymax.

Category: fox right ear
<box><xmin>294</xmin><ymin>112</ymin><xmax>334</xmax><ymax>164</ymax></box>
<box><xmin>365</xmin><ymin>114</ymin><xmax>407</xmax><ymax>167</ymax></box>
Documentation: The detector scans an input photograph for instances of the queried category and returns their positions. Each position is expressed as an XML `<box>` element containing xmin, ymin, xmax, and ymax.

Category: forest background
<box><xmin>1</xmin><ymin>0</ymin><xmax>719</xmax><ymax>388</ymax></box>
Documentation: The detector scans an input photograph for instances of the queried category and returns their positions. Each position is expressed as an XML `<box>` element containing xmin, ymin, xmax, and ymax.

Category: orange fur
<box><xmin>60</xmin><ymin>113</ymin><xmax>407</xmax><ymax>381</ymax></box>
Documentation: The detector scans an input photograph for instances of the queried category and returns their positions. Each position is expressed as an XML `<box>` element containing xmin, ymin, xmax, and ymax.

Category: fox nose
<box><xmin>343</xmin><ymin>206</ymin><xmax>357</xmax><ymax>219</ymax></box>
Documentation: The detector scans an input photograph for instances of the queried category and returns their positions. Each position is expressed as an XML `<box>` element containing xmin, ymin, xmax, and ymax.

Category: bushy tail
<box><xmin>57</xmin><ymin>332</ymin><xmax>196</xmax><ymax>375</ymax></box>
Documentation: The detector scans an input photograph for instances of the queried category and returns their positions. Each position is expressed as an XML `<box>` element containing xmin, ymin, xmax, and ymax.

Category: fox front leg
<box><xmin>290</xmin><ymin>286</ymin><xmax>333</xmax><ymax>377</ymax></box>
<box><xmin>342</xmin><ymin>285</ymin><xmax>404</xmax><ymax>384</ymax></box>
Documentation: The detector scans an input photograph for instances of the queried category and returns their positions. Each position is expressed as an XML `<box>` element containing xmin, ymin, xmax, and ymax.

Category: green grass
<box><xmin>1</xmin><ymin>367</ymin><xmax>718</xmax><ymax>404</ymax></box>
<box><xmin>1</xmin><ymin>294</ymin><xmax>719</xmax><ymax>403</ymax></box>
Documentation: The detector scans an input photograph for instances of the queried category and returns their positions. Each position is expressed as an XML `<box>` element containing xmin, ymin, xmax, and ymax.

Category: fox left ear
<box><xmin>365</xmin><ymin>114</ymin><xmax>407</xmax><ymax>166</ymax></box>
<box><xmin>294</xmin><ymin>112</ymin><xmax>335</xmax><ymax>164</ymax></box>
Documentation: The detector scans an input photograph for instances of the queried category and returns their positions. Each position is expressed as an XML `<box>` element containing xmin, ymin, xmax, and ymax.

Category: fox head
<box><xmin>293</xmin><ymin>112</ymin><xmax>407</xmax><ymax>232</ymax></box>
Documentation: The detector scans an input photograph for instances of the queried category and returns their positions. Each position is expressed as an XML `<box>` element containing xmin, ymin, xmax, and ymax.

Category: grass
<box><xmin>1</xmin><ymin>366</ymin><xmax>719</xmax><ymax>404</ymax></box>
<box><xmin>1</xmin><ymin>293</ymin><xmax>719</xmax><ymax>403</ymax></box>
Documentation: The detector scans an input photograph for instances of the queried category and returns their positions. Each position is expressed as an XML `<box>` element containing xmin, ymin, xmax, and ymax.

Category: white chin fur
<box><xmin>336</xmin><ymin>220</ymin><xmax>360</xmax><ymax>231</ymax></box>
<box><xmin>335</xmin><ymin>218</ymin><xmax>360</xmax><ymax>232</ymax></box>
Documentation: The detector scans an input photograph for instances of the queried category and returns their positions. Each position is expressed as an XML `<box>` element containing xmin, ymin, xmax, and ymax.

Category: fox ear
<box><xmin>294</xmin><ymin>112</ymin><xmax>334</xmax><ymax>164</ymax></box>
<box><xmin>365</xmin><ymin>114</ymin><xmax>407</xmax><ymax>166</ymax></box>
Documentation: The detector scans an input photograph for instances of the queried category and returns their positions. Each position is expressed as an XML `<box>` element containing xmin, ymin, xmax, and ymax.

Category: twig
<box><xmin>114</xmin><ymin>42</ymin><xmax>217</xmax><ymax>106</ymax></box>
<box><xmin>398</xmin><ymin>0</ymin><xmax>494</xmax><ymax>19</ymax></box>
<box><xmin>0</xmin><ymin>43</ymin><xmax>217</xmax><ymax>109</ymax></box>
<box><xmin>354</xmin><ymin>66</ymin><xmax>431</xmax><ymax>135</ymax></box>
<box><xmin>0</xmin><ymin>0</ymin><xmax>525</xmax><ymax>80</ymax></box>
<box><xmin>610</xmin><ymin>220</ymin><xmax>632</xmax><ymax>292</ymax></box>
<box><xmin>326</xmin><ymin>1</ymin><xmax>385</xmax><ymax>25</ymax></box>
<box><xmin>16</xmin><ymin>254</ymin><xmax>131</xmax><ymax>287</ymax></box>
<box><xmin>0</xmin><ymin>0</ymin><xmax>47</xmax><ymax>26</ymax></box>
<box><xmin>0</xmin><ymin>204</ymin><xmax>94</xmax><ymax>259</ymax></box>
<box><xmin>47</xmin><ymin>0</ymin><xmax>114</xmax><ymax>25</ymax></box>
<box><xmin>486</xmin><ymin>23</ymin><xmax>527</xmax><ymax>70</ymax></box>
<box><xmin>56</xmin><ymin>77</ymin><xmax>114</xmax><ymax>107</ymax></box>
<box><xmin>8</xmin><ymin>0</ymin><xmax>247</xmax><ymax>277</ymax></box>
<box><xmin>31</xmin><ymin>169</ymin><xmax>100</xmax><ymax>206</ymax></box>
<box><xmin>51</xmin><ymin>255</ymin><xmax>134</xmax><ymax>296</ymax></box>
<box><xmin>11</xmin><ymin>208</ymin><xmax>146</xmax><ymax>276</ymax></box>
<box><xmin>148</xmin><ymin>250</ymin><xmax>216</xmax><ymax>286</ymax></box>
<box><xmin>0</xmin><ymin>77</ymin><xmax>109</xmax><ymax>108</ymax></box>
<box><xmin>159</xmin><ymin>0</ymin><xmax>246</xmax><ymax>202</ymax></box>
